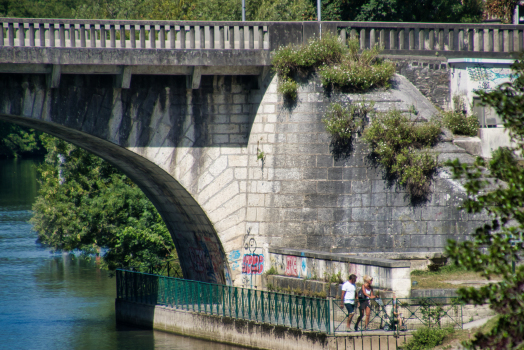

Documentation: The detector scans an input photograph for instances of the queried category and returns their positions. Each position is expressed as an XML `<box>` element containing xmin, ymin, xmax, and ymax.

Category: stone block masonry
<box><xmin>243</xmin><ymin>72</ymin><xmax>485</xmax><ymax>288</ymax></box>
<box><xmin>0</xmin><ymin>68</ymin><xmax>489</xmax><ymax>287</ymax></box>
<box><xmin>268</xmin><ymin>248</ymin><xmax>411</xmax><ymax>298</ymax></box>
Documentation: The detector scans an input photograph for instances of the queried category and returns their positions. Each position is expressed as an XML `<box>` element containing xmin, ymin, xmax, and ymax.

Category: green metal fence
<box><xmin>116</xmin><ymin>269</ymin><xmax>331</xmax><ymax>333</ymax></box>
<box><xmin>333</xmin><ymin>297</ymin><xmax>463</xmax><ymax>333</ymax></box>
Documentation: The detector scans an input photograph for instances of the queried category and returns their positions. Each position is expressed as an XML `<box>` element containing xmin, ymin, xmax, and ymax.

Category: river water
<box><xmin>0</xmin><ymin>158</ymin><xmax>246</xmax><ymax>350</ymax></box>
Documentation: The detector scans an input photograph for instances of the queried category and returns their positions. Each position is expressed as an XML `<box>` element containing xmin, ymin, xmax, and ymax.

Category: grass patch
<box><xmin>362</xmin><ymin>110</ymin><xmax>441</xmax><ymax>198</ymax></box>
<box><xmin>410</xmin><ymin>264</ymin><xmax>500</xmax><ymax>290</ymax></box>
<box><xmin>272</xmin><ymin>34</ymin><xmax>395</xmax><ymax>99</ymax></box>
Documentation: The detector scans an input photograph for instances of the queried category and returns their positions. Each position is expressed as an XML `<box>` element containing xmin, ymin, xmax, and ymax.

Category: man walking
<box><xmin>340</xmin><ymin>274</ymin><xmax>358</xmax><ymax>331</ymax></box>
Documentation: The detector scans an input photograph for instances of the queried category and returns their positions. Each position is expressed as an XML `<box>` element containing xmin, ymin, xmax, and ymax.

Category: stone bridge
<box><xmin>0</xmin><ymin>19</ymin><xmax>519</xmax><ymax>286</ymax></box>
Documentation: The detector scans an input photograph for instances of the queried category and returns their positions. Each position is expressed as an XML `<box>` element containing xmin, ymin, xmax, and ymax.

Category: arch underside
<box><xmin>0</xmin><ymin>75</ymin><xmax>231</xmax><ymax>284</ymax></box>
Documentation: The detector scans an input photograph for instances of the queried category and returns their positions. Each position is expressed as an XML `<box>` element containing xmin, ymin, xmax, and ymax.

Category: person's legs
<box><xmin>345</xmin><ymin>304</ymin><xmax>355</xmax><ymax>328</ymax></box>
<box><xmin>364</xmin><ymin>306</ymin><xmax>371</xmax><ymax>329</ymax></box>
<box><xmin>354</xmin><ymin>307</ymin><xmax>364</xmax><ymax>331</ymax></box>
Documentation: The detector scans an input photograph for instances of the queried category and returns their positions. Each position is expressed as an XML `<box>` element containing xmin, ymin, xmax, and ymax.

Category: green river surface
<box><xmin>0</xmin><ymin>158</ymin><xmax>247</xmax><ymax>350</ymax></box>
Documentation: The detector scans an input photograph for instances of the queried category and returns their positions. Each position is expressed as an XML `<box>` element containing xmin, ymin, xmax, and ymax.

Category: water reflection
<box><xmin>0</xmin><ymin>158</ymin><xmax>247</xmax><ymax>350</ymax></box>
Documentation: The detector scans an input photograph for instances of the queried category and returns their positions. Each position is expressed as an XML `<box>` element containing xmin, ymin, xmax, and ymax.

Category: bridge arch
<box><xmin>0</xmin><ymin>72</ymin><xmax>266</xmax><ymax>285</ymax></box>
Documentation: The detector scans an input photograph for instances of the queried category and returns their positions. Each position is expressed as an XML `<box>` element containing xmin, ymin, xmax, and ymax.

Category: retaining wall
<box><xmin>268</xmin><ymin>248</ymin><xmax>411</xmax><ymax>298</ymax></box>
<box><xmin>115</xmin><ymin>299</ymin><xmax>412</xmax><ymax>350</ymax></box>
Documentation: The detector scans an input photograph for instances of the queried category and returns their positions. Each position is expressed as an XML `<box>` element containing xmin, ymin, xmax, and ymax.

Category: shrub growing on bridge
<box><xmin>272</xmin><ymin>34</ymin><xmax>395</xmax><ymax>99</ymax></box>
<box><xmin>441</xmin><ymin>110</ymin><xmax>479</xmax><ymax>137</ymax></box>
<box><xmin>362</xmin><ymin>110</ymin><xmax>441</xmax><ymax>198</ymax></box>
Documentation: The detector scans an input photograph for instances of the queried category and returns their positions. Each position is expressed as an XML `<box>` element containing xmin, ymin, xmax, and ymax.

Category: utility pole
<box><xmin>317</xmin><ymin>0</ymin><xmax>321</xmax><ymax>37</ymax></box>
<box><xmin>242</xmin><ymin>0</ymin><xmax>246</xmax><ymax>21</ymax></box>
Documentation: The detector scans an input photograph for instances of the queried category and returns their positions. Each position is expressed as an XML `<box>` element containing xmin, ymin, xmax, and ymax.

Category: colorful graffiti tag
<box><xmin>285</xmin><ymin>255</ymin><xmax>298</xmax><ymax>276</ymax></box>
<box><xmin>242</xmin><ymin>254</ymin><xmax>264</xmax><ymax>274</ymax></box>
<box><xmin>228</xmin><ymin>249</ymin><xmax>242</xmax><ymax>271</ymax></box>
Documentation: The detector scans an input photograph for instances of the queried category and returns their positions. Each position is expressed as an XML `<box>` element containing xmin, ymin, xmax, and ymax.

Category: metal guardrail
<box><xmin>116</xmin><ymin>270</ymin><xmax>467</xmax><ymax>336</ymax></box>
<box><xmin>333</xmin><ymin>296</ymin><xmax>463</xmax><ymax>334</ymax></box>
<box><xmin>116</xmin><ymin>269</ymin><xmax>331</xmax><ymax>333</ymax></box>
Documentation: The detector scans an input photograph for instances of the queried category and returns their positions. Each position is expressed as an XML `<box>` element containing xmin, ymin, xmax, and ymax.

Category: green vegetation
<box><xmin>400</xmin><ymin>327</ymin><xmax>454</xmax><ymax>350</ymax></box>
<box><xmin>444</xmin><ymin>57</ymin><xmax>524</xmax><ymax>349</ymax></box>
<box><xmin>441</xmin><ymin>110</ymin><xmax>479</xmax><ymax>137</ymax></box>
<box><xmin>485</xmin><ymin>0</ymin><xmax>519</xmax><ymax>23</ymax></box>
<box><xmin>265</xmin><ymin>284</ymin><xmax>328</xmax><ymax>299</ymax></box>
<box><xmin>264</xmin><ymin>265</ymin><xmax>278</xmax><ymax>275</ymax></box>
<box><xmin>488</xmin><ymin>146</ymin><xmax>522</xmax><ymax>182</ymax></box>
<box><xmin>31</xmin><ymin>135</ymin><xmax>181</xmax><ymax>274</ymax></box>
<box><xmin>411</xmin><ymin>264</ymin><xmax>468</xmax><ymax>277</ymax></box>
<box><xmin>272</xmin><ymin>35</ymin><xmax>395</xmax><ymax>99</ymax></box>
<box><xmin>0</xmin><ymin>121</ymin><xmax>45</xmax><ymax>159</ymax></box>
<box><xmin>324</xmin><ymin>271</ymin><xmax>343</xmax><ymax>284</ymax></box>
<box><xmin>322</xmin><ymin>102</ymin><xmax>370</xmax><ymax>150</ymax></box>
<box><xmin>0</xmin><ymin>0</ymin><xmax>486</xmax><ymax>22</ymax></box>
<box><xmin>318</xmin><ymin>39</ymin><xmax>395</xmax><ymax>92</ymax></box>
<box><xmin>363</xmin><ymin>110</ymin><xmax>441</xmax><ymax>198</ymax></box>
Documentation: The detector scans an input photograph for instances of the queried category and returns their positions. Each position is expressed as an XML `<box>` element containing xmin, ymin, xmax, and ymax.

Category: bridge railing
<box><xmin>1</xmin><ymin>18</ymin><xmax>522</xmax><ymax>55</ymax></box>
<box><xmin>331</xmin><ymin>21</ymin><xmax>524</xmax><ymax>54</ymax></box>
<box><xmin>116</xmin><ymin>269</ymin><xmax>331</xmax><ymax>333</ymax></box>
<box><xmin>0</xmin><ymin>18</ymin><xmax>269</xmax><ymax>50</ymax></box>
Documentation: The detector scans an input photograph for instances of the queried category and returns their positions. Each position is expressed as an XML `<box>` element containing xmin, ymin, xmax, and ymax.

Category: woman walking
<box><xmin>354</xmin><ymin>275</ymin><xmax>375</xmax><ymax>331</ymax></box>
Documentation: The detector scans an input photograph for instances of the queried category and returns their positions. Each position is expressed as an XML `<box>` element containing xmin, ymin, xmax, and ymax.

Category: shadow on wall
<box><xmin>0</xmin><ymin>72</ymin><xmax>269</xmax><ymax>285</ymax></box>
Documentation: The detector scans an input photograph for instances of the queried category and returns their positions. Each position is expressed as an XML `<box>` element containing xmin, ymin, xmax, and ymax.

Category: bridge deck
<box><xmin>0</xmin><ymin>19</ymin><xmax>519</xmax><ymax>87</ymax></box>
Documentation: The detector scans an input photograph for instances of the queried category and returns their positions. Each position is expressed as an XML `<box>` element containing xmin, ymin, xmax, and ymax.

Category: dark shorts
<box><xmin>359</xmin><ymin>300</ymin><xmax>370</xmax><ymax>310</ymax></box>
<box><xmin>345</xmin><ymin>303</ymin><xmax>355</xmax><ymax>314</ymax></box>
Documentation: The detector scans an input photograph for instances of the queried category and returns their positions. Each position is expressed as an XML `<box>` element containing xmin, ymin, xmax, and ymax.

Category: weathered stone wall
<box><xmin>0</xmin><ymin>70</ymin><xmax>488</xmax><ymax>288</ymax></box>
<box><xmin>390</xmin><ymin>56</ymin><xmax>451</xmax><ymax>110</ymax></box>
<box><xmin>243</xmin><ymin>73</ymin><xmax>485</xmax><ymax>266</ymax></box>
<box><xmin>267</xmin><ymin>248</ymin><xmax>411</xmax><ymax>297</ymax></box>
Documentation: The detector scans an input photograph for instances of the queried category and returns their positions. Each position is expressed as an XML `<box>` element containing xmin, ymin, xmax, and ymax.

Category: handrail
<box><xmin>0</xmin><ymin>18</ymin><xmax>270</xmax><ymax>50</ymax></box>
<box><xmin>0</xmin><ymin>18</ymin><xmax>520</xmax><ymax>56</ymax></box>
<box><xmin>116</xmin><ymin>269</ymin><xmax>331</xmax><ymax>333</ymax></box>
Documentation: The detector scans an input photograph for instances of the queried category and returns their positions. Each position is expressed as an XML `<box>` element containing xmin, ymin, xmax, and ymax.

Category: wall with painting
<box><xmin>268</xmin><ymin>248</ymin><xmax>411</xmax><ymax>297</ymax></box>
<box><xmin>449</xmin><ymin>58</ymin><xmax>516</xmax><ymax>158</ymax></box>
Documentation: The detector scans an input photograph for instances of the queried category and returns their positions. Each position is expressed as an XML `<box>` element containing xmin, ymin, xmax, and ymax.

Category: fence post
<box><xmin>328</xmin><ymin>297</ymin><xmax>334</xmax><ymax>334</ymax></box>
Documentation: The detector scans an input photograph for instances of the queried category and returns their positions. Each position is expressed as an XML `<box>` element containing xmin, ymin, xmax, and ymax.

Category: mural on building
<box><xmin>466</xmin><ymin>65</ymin><xmax>512</xmax><ymax>92</ymax></box>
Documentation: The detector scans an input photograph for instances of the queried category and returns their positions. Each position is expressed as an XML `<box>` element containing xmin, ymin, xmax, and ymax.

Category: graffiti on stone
<box><xmin>228</xmin><ymin>249</ymin><xmax>242</xmax><ymax>271</ymax></box>
<box><xmin>300</xmin><ymin>257</ymin><xmax>307</xmax><ymax>278</ymax></box>
<box><xmin>189</xmin><ymin>247</ymin><xmax>206</xmax><ymax>273</ymax></box>
<box><xmin>240</xmin><ymin>228</ymin><xmax>265</xmax><ymax>287</ymax></box>
<box><xmin>242</xmin><ymin>254</ymin><xmax>264</xmax><ymax>275</ymax></box>
<box><xmin>285</xmin><ymin>255</ymin><xmax>298</xmax><ymax>277</ymax></box>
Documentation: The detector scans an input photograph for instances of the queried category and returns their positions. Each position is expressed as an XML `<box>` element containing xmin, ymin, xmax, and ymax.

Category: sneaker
<box><xmin>354</xmin><ymin>326</ymin><xmax>359</xmax><ymax>331</ymax></box>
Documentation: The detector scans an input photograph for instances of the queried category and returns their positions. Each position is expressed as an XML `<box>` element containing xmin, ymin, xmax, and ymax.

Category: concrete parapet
<box><xmin>268</xmin><ymin>248</ymin><xmax>411</xmax><ymax>298</ymax></box>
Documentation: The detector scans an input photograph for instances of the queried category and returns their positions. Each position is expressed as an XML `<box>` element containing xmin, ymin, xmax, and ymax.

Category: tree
<box><xmin>0</xmin><ymin>121</ymin><xmax>45</xmax><ymax>158</ymax></box>
<box><xmin>0</xmin><ymin>0</ymin><xmax>88</xmax><ymax>18</ymax></box>
<box><xmin>31</xmin><ymin>134</ymin><xmax>180</xmax><ymax>274</ymax></box>
<box><xmin>352</xmin><ymin>0</ymin><xmax>485</xmax><ymax>22</ymax></box>
<box><xmin>485</xmin><ymin>0</ymin><xmax>519</xmax><ymax>24</ymax></box>
<box><xmin>445</xmin><ymin>58</ymin><xmax>524</xmax><ymax>348</ymax></box>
